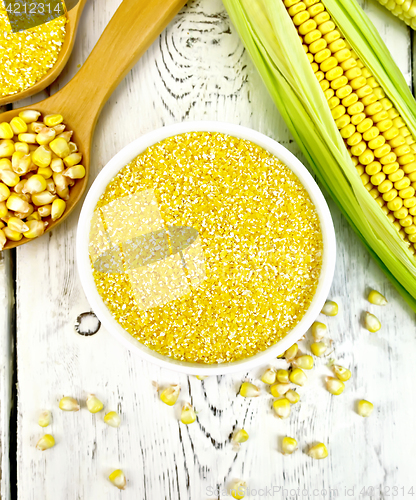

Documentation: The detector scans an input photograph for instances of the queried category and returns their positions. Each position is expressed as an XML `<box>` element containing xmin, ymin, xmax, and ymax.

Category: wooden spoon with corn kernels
<box><xmin>0</xmin><ymin>0</ymin><xmax>187</xmax><ymax>250</ymax></box>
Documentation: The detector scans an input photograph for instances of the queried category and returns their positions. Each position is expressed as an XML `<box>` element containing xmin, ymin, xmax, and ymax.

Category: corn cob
<box><xmin>284</xmin><ymin>0</ymin><xmax>416</xmax><ymax>250</ymax></box>
<box><xmin>377</xmin><ymin>0</ymin><xmax>416</xmax><ymax>30</ymax></box>
<box><xmin>223</xmin><ymin>0</ymin><xmax>416</xmax><ymax>309</ymax></box>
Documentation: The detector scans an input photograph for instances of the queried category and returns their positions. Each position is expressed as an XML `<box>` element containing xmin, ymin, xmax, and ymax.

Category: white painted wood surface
<box><xmin>7</xmin><ymin>0</ymin><xmax>416</xmax><ymax>499</ymax></box>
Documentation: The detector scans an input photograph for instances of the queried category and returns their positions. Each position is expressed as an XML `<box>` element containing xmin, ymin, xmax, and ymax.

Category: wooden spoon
<box><xmin>1</xmin><ymin>0</ymin><xmax>187</xmax><ymax>250</ymax></box>
<box><xmin>0</xmin><ymin>0</ymin><xmax>88</xmax><ymax>106</ymax></box>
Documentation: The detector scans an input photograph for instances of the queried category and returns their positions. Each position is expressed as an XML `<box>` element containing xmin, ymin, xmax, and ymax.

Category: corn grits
<box><xmin>91</xmin><ymin>132</ymin><xmax>323</xmax><ymax>363</ymax></box>
<box><xmin>0</xmin><ymin>6</ymin><xmax>66</xmax><ymax>97</ymax></box>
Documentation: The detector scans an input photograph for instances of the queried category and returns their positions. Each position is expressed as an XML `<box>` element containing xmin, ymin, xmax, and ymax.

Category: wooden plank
<box><xmin>14</xmin><ymin>0</ymin><xmax>416</xmax><ymax>499</ymax></box>
<box><xmin>0</xmin><ymin>248</ymin><xmax>13</xmax><ymax>500</ymax></box>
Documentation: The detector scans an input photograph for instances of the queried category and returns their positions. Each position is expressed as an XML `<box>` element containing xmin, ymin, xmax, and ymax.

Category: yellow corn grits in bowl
<box><xmin>89</xmin><ymin>131</ymin><xmax>324</xmax><ymax>364</ymax></box>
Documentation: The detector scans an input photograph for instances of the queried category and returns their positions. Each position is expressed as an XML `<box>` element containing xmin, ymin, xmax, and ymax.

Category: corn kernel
<box><xmin>0</xmin><ymin>123</ymin><xmax>14</xmax><ymax>140</ymax></box>
<box><xmin>261</xmin><ymin>368</ymin><xmax>276</xmax><ymax>385</ymax></box>
<box><xmin>311</xmin><ymin>341</ymin><xmax>327</xmax><ymax>356</ymax></box>
<box><xmin>7</xmin><ymin>217</ymin><xmax>28</xmax><ymax>233</ymax></box>
<box><xmin>293</xmin><ymin>354</ymin><xmax>314</xmax><ymax>369</ymax></box>
<box><xmin>6</xmin><ymin>194</ymin><xmax>30</xmax><ymax>213</ymax></box>
<box><xmin>289</xmin><ymin>368</ymin><xmax>307</xmax><ymax>386</ymax></box>
<box><xmin>50</xmin><ymin>137</ymin><xmax>70</xmax><ymax>158</ymax></box>
<box><xmin>180</xmin><ymin>403</ymin><xmax>196</xmax><ymax>424</ymax></box>
<box><xmin>51</xmin><ymin>199</ymin><xmax>66</xmax><ymax>221</ymax></box>
<box><xmin>160</xmin><ymin>385</ymin><xmax>180</xmax><ymax>406</ymax></box>
<box><xmin>282</xmin><ymin>436</ymin><xmax>298</xmax><ymax>455</ymax></box>
<box><xmin>321</xmin><ymin>299</ymin><xmax>338</xmax><ymax>316</ymax></box>
<box><xmin>285</xmin><ymin>390</ymin><xmax>300</xmax><ymax>404</ymax></box>
<box><xmin>273</xmin><ymin>398</ymin><xmax>291</xmax><ymax>419</ymax></box>
<box><xmin>109</xmin><ymin>469</ymin><xmax>126</xmax><ymax>490</ymax></box>
<box><xmin>308</xmin><ymin>442</ymin><xmax>328</xmax><ymax>459</ymax></box>
<box><xmin>240</xmin><ymin>382</ymin><xmax>260</xmax><ymax>397</ymax></box>
<box><xmin>357</xmin><ymin>399</ymin><xmax>374</xmax><ymax>417</ymax></box>
<box><xmin>32</xmin><ymin>191</ymin><xmax>56</xmax><ymax>207</ymax></box>
<box><xmin>284</xmin><ymin>343</ymin><xmax>298</xmax><ymax>362</ymax></box>
<box><xmin>44</xmin><ymin>114</ymin><xmax>64</xmax><ymax>127</ymax></box>
<box><xmin>326</xmin><ymin>376</ymin><xmax>345</xmax><ymax>395</ymax></box>
<box><xmin>104</xmin><ymin>411</ymin><xmax>121</xmax><ymax>428</ymax></box>
<box><xmin>276</xmin><ymin>369</ymin><xmax>289</xmax><ymax>384</ymax></box>
<box><xmin>63</xmin><ymin>165</ymin><xmax>86</xmax><ymax>180</ymax></box>
<box><xmin>270</xmin><ymin>383</ymin><xmax>290</xmax><ymax>397</ymax></box>
<box><xmin>230</xmin><ymin>480</ymin><xmax>246</xmax><ymax>500</ymax></box>
<box><xmin>364</xmin><ymin>312</ymin><xmax>381</xmax><ymax>332</ymax></box>
<box><xmin>59</xmin><ymin>396</ymin><xmax>80</xmax><ymax>412</ymax></box>
<box><xmin>86</xmin><ymin>394</ymin><xmax>104</xmax><ymax>414</ymax></box>
<box><xmin>19</xmin><ymin>111</ymin><xmax>41</xmax><ymax>123</ymax></box>
<box><xmin>311</xmin><ymin>321</ymin><xmax>327</xmax><ymax>341</ymax></box>
<box><xmin>38</xmin><ymin>410</ymin><xmax>51</xmax><ymax>428</ymax></box>
<box><xmin>232</xmin><ymin>429</ymin><xmax>249</xmax><ymax>443</ymax></box>
<box><xmin>3</xmin><ymin>227</ymin><xmax>22</xmax><ymax>242</ymax></box>
<box><xmin>368</xmin><ymin>290</ymin><xmax>387</xmax><ymax>305</ymax></box>
<box><xmin>36</xmin><ymin>434</ymin><xmax>55</xmax><ymax>451</ymax></box>
<box><xmin>332</xmin><ymin>364</ymin><xmax>351</xmax><ymax>382</ymax></box>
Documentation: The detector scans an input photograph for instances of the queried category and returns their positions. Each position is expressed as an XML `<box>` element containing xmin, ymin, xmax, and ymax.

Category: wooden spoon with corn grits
<box><xmin>0</xmin><ymin>0</ymin><xmax>88</xmax><ymax>106</ymax></box>
<box><xmin>2</xmin><ymin>0</ymin><xmax>187</xmax><ymax>250</ymax></box>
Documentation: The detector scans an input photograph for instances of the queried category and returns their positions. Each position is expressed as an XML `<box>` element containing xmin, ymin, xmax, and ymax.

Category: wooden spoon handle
<box><xmin>58</xmin><ymin>0</ymin><xmax>186</xmax><ymax>131</ymax></box>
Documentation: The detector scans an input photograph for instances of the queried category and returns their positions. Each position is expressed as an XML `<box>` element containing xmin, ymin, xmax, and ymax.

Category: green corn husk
<box><xmin>222</xmin><ymin>0</ymin><xmax>416</xmax><ymax>311</ymax></box>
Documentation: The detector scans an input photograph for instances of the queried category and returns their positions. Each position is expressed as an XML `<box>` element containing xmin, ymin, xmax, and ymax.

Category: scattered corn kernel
<box><xmin>232</xmin><ymin>429</ymin><xmax>249</xmax><ymax>443</ymax></box>
<box><xmin>230</xmin><ymin>480</ymin><xmax>246</xmax><ymax>500</ymax></box>
<box><xmin>273</xmin><ymin>398</ymin><xmax>291</xmax><ymax>419</ymax></box>
<box><xmin>240</xmin><ymin>382</ymin><xmax>260</xmax><ymax>397</ymax></box>
<box><xmin>321</xmin><ymin>300</ymin><xmax>338</xmax><ymax>316</ymax></box>
<box><xmin>332</xmin><ymin>364</ymin><xmax>351</xmax><ymax>382</ymax></box>
<box><xmin>289</xmin><ymin>368</ymin><xmax>307</xmax><ymax>386</ymax></box>
<box><xmin>311</xmin><ymin>341</ymin><xmax>327</xmax><ymax>356</ymax></box>
<box><xmin>276</xmin><ymin>369</ymin><xmax>289</xmax><ymax>384</ymax></box>
<box><xmin>36</xmin><ymin>434</ymin><xmax>55</xmax><ymax>451</ymax></box>
<box><xmin>285</xmin><ymin>390</ymin><xmax>300</xmax><ymax>404</ymax></box>
<box><xmin>282</xmin><ymin>436</ymin><xmax>298</xmax><ymax>455</ymax></box>
<box><xmin>160</xmin><ymin>385</ymin><xmax>180</xmax><ymax>406</ymax></box>
<box><xmin>109</xmin><ymin>469</ymin><xmax>126</xmax><ymax>490</ymax></box>
<box><xmin>293</xmin><ymin>354</ymin><xmax>314</xmax><ymax>370</ymax></box>
<box><xmin>308</xmin><ymin>442</ymin><xmax>328</xmax><ymax>459</ymax></box>
<box><xmin>270</xmin><ymin>383</ymin><xmax>290</xmax><ymax>397</ymax></box>
<box><xmin>180</xmin><ymin>403</ymin><xmax>196</xmax><ymax>424</ymax></box>
<box><xmin>284</xmin><ymin>343</ymin><xmax>299</xmax><ymax>362</ymax></box>
<box><xmin>357</xmin><ymin>399</ymin><xmax>374</xmax><ymax>417</ymax></box>
<box><xmin>325</xmin><ymin>376</ymin><xmax>345</xmax><ymax>395</ymax></box>
<box><xmin>364</xmin><ymin>311</ymin><xmax>381</xmax><ymax>332</ymax></box>
<box><xmin>261</xmin><ymin>368</ymin><xmax>276</xmax><ymax>385</ymax></box>
<box><xmin>38</xmin><ymin>410</ymin><xmax>51</xmax><ymax>428</ymax></box>
<box><xmin>368</xmin><ymin>289</ymin><xmax>387</xmax><ymax>305</ymax></box>
<box><xmin>104</xmin><ymin>411</ymin><xmax>121</xmax><ymax>428</ymax></box>
<box><xmin>58</xmin><ymin>396</ymin><xmax>80</xmax><ymax>412</ymax></box>
<box><xmin>311</xmin><ymin>321</ymin><xmax>327</xmax><ymax>341</ymax></box>
<box><xmin>86</xmin><ymin>394</ymin><xmax>104</xmax><ymax>414</ymax></box>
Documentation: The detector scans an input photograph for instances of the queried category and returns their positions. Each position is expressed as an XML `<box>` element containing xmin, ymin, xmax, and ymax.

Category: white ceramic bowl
<box><xmin>77</xmin><ymin>122</ymin><xmax>336</xmax><ymax>375</ymax></box>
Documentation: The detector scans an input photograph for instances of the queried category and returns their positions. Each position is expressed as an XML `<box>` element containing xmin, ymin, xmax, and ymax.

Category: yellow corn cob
<box><xmin>284</xmin><ymin>0</ymin><xmax>416</xmax><ymax>254</ymax></box>
<box><xmin>377</xmin><ymin>0</ymin><xmax>416</xmax><ymax>30</ymax></box>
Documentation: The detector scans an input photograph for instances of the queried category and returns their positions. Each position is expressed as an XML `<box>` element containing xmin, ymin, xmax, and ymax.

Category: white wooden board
<box><xmin>9</xmin><ymin>0</ymin><xmax>416</xmax><ymax>499</ymax></box>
